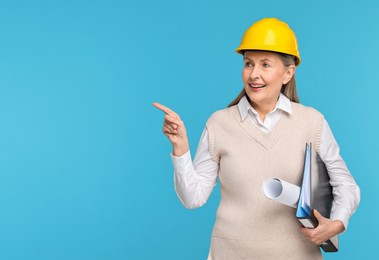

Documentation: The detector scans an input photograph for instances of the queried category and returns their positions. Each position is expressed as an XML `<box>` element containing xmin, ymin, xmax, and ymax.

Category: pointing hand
<box><xmin>153</xmin><ymin>102</ymin><xmax>189</xmax><ymax>156</ymax></box>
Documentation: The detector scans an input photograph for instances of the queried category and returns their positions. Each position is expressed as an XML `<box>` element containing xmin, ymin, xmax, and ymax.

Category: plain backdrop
<box><xmin>0</xmin><ymin>0</ymin><xmax>377</xmax><ymax>259</ymax></box>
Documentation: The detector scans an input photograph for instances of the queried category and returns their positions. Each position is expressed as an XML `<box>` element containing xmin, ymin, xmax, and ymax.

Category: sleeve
<box><xmin>320</xmin><ymin>119</ymin><xmax>361</xmax><ymax>230</ymax></box>
<box><xmin>170</xmin><ymin>127</ymin><xmax>219</xmax><ymax>209</ymax></box>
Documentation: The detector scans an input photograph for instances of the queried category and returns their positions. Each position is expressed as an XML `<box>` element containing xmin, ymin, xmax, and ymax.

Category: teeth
<box><xmin>250</xmin><ymin>84</ymin><xmax>265</xmax><ymax>88</ymax></box>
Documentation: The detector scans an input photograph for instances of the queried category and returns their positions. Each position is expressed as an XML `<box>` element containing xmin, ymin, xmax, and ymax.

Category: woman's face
<box><xmin>242</xmin><ymin>51</ymin><xmax>295</xmax><ymax>109</ymax></box>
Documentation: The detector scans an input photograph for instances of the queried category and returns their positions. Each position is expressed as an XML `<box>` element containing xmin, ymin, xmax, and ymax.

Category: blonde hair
<box><xmin>228</xmin><ymin>52</ymin><xmax>299</xmax><ymax>107</ymax></box>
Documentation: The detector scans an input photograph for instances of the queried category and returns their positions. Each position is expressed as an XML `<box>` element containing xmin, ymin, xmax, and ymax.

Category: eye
<box><xmin>263</xmin><ymin>63</ymin><xmax>270</xmax><ymax>68</ymax></box>
<box><xmin>244</xmin><ymin>61</ymin><xmax>253</xmax><ymax>67</ymax></box>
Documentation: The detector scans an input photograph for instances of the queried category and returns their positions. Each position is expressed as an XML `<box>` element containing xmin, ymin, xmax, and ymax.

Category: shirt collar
<box><xmin>237</xmin><ymin>93</ymin><xmax>292</xmax><ymax>121</ymax></box>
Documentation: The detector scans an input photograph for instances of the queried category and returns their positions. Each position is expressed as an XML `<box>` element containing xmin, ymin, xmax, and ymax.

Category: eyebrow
<box><xmin>243</xmin><ymin>57</ymin><xmax>275</xmax><ymax>63</ymax></box>
<box><xmin>260</xmin><ymin>58</ymin><xmax>274</xmax><ymax>63</ymax></box>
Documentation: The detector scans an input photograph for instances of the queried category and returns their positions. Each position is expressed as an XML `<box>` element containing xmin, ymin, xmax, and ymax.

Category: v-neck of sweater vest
<box><xmin>229</xmin><ymin>105</ymin><xmax>294</xmax><ymax>150</ymax></box>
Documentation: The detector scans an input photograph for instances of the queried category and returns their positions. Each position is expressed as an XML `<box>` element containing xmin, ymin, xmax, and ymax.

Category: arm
<box><xmin>321</xmin><ymin>120</ymin><xmax>360</xmax><ymax>230</ymax></box>
<box><xmin>171</xmin><ymin>129</ymin><xmax>218</xmax><ymax>209</ymax></box>
<box><xmin>153</xmin><ymin>102</ymin><xmax>218</xmax><ymax>209</ymax></box>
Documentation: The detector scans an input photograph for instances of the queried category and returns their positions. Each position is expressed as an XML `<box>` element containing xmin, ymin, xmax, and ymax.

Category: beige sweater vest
<box><xmin>206</xmin><ymin>103</ymin><xmax>324</xmax><ymax>260</ymax></box>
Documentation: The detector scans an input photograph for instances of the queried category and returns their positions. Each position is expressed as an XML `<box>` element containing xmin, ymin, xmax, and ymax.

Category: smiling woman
<box><xmin>154</xmin><ymin>18</ymin><xmax>360</xmax><ymax>260</ymax></box>
<box><xmin>238</xmin><ymin>51</ymin><xmax>296</xmax><ymax>122</ymax></box>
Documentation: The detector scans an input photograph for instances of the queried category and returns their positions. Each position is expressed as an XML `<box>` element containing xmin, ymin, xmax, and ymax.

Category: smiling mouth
<box><xmin>249</xmin><ymin>83</ymin><xmax>266</xmax><ymax>89</ymax></box>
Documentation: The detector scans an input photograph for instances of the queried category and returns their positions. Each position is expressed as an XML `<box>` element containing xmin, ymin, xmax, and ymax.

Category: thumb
<box><xmin>313</xmin><ymin>209</ymin><xmax>326</xmax><ymax>224</ymax></box>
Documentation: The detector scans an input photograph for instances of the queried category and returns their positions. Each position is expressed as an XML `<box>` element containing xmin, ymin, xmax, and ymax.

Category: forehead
<box><xmin>243</xmin><ymin>50</ymin><xmax>281</xmax><ymax>61</ymax></box>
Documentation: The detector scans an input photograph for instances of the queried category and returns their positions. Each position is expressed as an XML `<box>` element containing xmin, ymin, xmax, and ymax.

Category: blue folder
<box><xmin>296</xmin><ymin>143</ymin><xmax>338</xmax><ymax>252</ymax></box>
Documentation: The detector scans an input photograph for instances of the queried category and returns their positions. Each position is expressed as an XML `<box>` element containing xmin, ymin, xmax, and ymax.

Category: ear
<box><xmin>283</xmin><ymin>65</ymin><xmax>296</xmax><ymax>85</ymax></box>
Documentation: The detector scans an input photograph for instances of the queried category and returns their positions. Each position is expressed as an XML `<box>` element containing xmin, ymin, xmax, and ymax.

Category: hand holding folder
<box><xmin>262</xmin><ymin>143</ymin><xmax>338</xmax><ymax>252</ymax></box>
<box><xmin>299</xmin><ymin>208</ymin><xmax>343</xmax><ymax>251</ymax></box>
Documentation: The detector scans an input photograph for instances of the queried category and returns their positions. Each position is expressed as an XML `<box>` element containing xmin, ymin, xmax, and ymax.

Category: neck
<box><xmin>254</xmin><ymin>104</ymin><xmax>273</xmax><ymax>123</ymax></box>
<box><xmin>250</xmin><ymin>97</ymin><xmax>280</xmax><ymax>123</ymax></box>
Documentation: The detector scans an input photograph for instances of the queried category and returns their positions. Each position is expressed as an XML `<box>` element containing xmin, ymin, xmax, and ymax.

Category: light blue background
<box><xmin>0</xmin><ymin>0</ymin><xmax>377</xmax><ymax>259</ymax></box>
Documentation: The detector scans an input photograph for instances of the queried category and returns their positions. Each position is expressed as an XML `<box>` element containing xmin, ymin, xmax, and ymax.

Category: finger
<box><xmin>153</xmin><ymin>102</ymin><xmax>177</xmax><ymax>117</ymax></box>
<box><xmin>164</xmin><ymin>121</ymin><xmax>177</xmax><ymax>132</ymax></box>
<box><xmin>164</xmin><ymin>115</ymin><xmax>182</xmax><ymax>125</ymax></box>
<box><xmin>299</xmin><ymin>227</ymin><xmax>318</xmax><ymax>244</ymax></box>
<box><xmin>164</xmin><ymin>119</ymin><xmax>177</xmax><ymax>129</ymax></box>
<box><xmin>299</xmin><ymin>227</ymin><xmax>312</xmax><ymax>236</ymax></box>
<box><xmin>313</xmin><ymin>209</ymin><xmax>326</xmax><ymax>223</ymax></box>
<box><xmin>163</xmin><ymin>125</ymin><xmax>177</xmax><ymax>135</ymax></box>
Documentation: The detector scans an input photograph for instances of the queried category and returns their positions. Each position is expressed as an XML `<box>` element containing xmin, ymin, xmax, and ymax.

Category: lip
<box><xmin>248</xmin><ymin>83</ymin><xmax>266</xmax><ymax>89</ymax></box>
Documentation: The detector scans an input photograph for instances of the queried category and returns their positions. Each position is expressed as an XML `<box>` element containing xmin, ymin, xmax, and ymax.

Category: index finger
<box><xmin>152</xmin><ymin>102</ymin><xmax>177</xmax><ymax>116</ymax></box>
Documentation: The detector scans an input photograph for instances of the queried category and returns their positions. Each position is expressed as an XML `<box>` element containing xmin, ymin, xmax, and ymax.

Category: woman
<box><xmin>154</xmin><ymin>18</ymin><xmax>360</xmax><ymax>259</ymax></box>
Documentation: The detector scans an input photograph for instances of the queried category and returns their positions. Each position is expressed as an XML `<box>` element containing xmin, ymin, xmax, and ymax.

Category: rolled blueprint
<box><xmin>262</xmin><ymin>178</ymin><xmax>301</xmax><ymax>208</ymax></box>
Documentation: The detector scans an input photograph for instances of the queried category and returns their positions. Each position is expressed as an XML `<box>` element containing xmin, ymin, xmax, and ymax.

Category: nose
<box><xmin>249</xmin><ymin>66</ymin><xmax>261</xmax><ymax>79</ymax></box>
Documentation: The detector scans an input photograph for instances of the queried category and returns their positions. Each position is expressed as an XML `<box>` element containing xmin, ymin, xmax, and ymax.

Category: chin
<box><xmin>246</xmin><ymin>93</ymin><xmax>263</xmax><ymax>104</ymax></box>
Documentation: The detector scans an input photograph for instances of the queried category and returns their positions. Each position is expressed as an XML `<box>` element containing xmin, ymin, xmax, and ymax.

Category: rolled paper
<box><xmin>262</xmin><ymin>178</ymin><xmax>301</xmax><ymax>208</ymax></box>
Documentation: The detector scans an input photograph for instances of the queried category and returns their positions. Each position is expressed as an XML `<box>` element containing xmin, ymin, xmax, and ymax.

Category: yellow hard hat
<box><xmin>235</xmin><ymin>18</ymin><xmax>301</xmax><ymax>66</ymax></box>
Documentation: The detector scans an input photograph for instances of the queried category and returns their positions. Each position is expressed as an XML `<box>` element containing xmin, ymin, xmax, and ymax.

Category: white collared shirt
<box><xmin>170</xmin><ymin>94</ymin><xmax>360</xmax><ymax>230</ymax></box>
<box><xmin>238</xmin><ymin>92</ymin><xmax>293</xmax><ymax>133</ymax></box>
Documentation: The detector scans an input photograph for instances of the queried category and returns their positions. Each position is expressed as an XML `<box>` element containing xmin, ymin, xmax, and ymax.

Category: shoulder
<box><xmin>207</xmin><ymin>105</ymin><xmax>238</xmax><ymax>122</ymax></box>
<box><xmin>291</xmin><ymin>102</ymin><xmax>324</xmax><ymax>120</ymax></box>
<box><xmin>206</xmin><ymin>105</ymin><xmax>240</xmax><ymax>134</ymax></box>
<box><xmin>291</xmin><ymin>103</ymin><xmax>326</xmax><ymax>152</ymax></box>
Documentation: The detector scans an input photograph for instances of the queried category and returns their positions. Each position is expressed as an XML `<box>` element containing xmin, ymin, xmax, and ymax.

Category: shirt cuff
<box><xmin>170</xmin><ymin>150</ymin><xmax>192</xmax><ymax>174</ymax></box>
<box><xmin>331</xmin><ymin>208</ymin><xmax>350</xmax><ymax>231</ymax></box>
